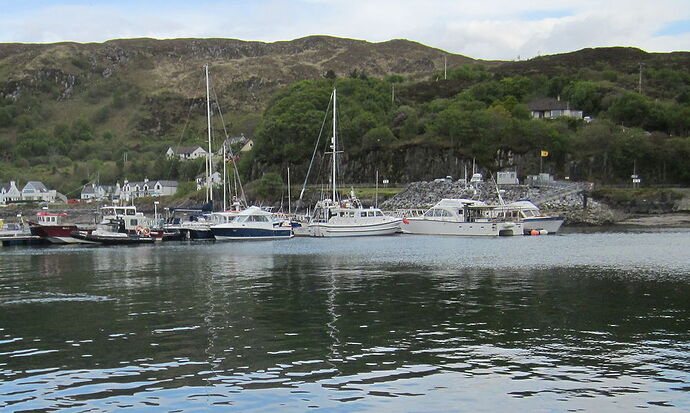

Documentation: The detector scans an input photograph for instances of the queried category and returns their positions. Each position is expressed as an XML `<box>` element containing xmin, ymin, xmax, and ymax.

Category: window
<box><xmin>376</xmin><ymin>211</ymin><xmax>383</xmax><ymax>216</ymax></box>
<box><xmin>367</xmin><ymin>211</ymin><xmax>375</xmax><ymax>217</ymax></box>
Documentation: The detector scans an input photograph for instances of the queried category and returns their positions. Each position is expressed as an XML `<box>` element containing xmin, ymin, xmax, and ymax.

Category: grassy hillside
<box><xmin>0</xmin><ymin>37</ymin><xmax>688</xmax><ymax>199</ymax></box>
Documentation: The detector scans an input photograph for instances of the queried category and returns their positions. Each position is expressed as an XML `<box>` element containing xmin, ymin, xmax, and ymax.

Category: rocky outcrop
<box><xmin>380</xmin><ymin>179</ymin><xmax>616</xmax><ymax>226</ymax></box>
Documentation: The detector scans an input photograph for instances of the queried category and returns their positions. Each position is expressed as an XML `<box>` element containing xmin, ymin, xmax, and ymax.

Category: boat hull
<box><xmin>211</xmin><ymin>226</ymin><xmax>293</xmax><ymax>240</ymax></box>
<box><xmin>71</xmin><ymin>230</ymin><xmax>155</xmax><ymax>245</ymax></box>
<box><xmin>29</xmin><ymin>222</ymin><xmax>97</xmax><ymax>244</ymax></box>
<box><xmin>402</xmin><ymin>219</ymin><xmax>523</xmax><ymax>236</ymax></box>
<box><xmin>308</xmin><ymin>219</ymin><xmax>401</xmax><ymax>237</ymax></box>
<box><xmin>522</xmin><ymin>217</ymin><xmax>564</xmax><ymax>234</ymax></box>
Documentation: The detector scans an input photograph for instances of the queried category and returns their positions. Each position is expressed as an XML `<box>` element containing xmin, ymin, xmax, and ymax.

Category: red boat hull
<box><xmin>28</xmin><ymin>222</ymin><xmax>94</xmax><ymax>244</ymax></box>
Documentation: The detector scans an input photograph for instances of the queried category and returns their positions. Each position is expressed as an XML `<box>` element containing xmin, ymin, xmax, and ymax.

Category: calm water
<box><xmin>1</xmin><ymin>229</ymin><xmax>689</xmax><ymax>412</ymax></box>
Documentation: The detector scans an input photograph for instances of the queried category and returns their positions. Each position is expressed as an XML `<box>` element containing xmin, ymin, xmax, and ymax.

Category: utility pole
<box><xmin>638</xmin><ymin>63</ymin><xmax>644</xmax><ymax>94</ymax></box>
<box><xmin>444</xmin><ymin>56</ymin><xmax>447</xmax><ymax>80</ymax></box>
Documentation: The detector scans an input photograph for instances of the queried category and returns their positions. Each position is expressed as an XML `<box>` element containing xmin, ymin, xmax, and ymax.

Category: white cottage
<box><xmin>0</xmin><ymin>181</ymin><xmax>22</xmax><ymax>204</ymax></box>
<box><xmin>152</xmin><ymin>180</ymin><xmax>178</xmax><ymax>196</ymax></box>
<box><xmin>166</xmin><ymin>146</ymin><xmax>208</xmax><ymax>161</ymax></box>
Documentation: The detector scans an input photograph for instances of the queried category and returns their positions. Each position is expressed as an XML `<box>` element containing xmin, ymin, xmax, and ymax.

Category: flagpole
<box><xmin>540</xmin><ymin>151</ymin><xmax>543</xmax><ymax>173</ymax></box>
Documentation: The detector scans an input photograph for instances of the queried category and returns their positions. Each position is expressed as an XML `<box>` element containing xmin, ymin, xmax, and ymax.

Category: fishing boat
<box><xmin>297</xmin><ymin>89</ymin><xmax>401</xmax><ymax>237</ymax></box>
<box><xmin>491</xmin><ymin>200</ymin><xmax>564</xmax><ymax>234</ymax></box>
<box><xmin>100</xmin><ymin>205</ymin><xmax>165</xmax><ymax>240</ymax></box>
<box><xmin>71</xmin><ymin>219</ymin><xmax>155</xmax><ymax>245</ymax></box>
<box><xmin>210</xmin><ymin>206</ymin><xmax>293</xmax><ymax>240</ymax></box>
<box><xmin>401</xmin><ymin>198</ymin><xmax>523</xmax><ymax>236</ymax></box>
<box><xmin>28</xmin><ymin>211</ymin><xmax>97</xmax><ymax>244</ymax></box>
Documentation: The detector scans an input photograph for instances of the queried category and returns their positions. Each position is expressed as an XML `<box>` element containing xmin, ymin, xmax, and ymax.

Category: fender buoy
<box><xmin>530</xmin><ymin>229</ymin><xmax>540</xmax><ymax>236</ymax></box>
<box><xmin>402</xmin><ymin>218</ymin><xmax>409</xmax><ymax>224</ymax></box>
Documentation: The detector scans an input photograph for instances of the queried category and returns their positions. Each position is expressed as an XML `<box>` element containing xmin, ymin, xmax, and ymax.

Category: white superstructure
<box><xmin>401</xmin><ymin>198</ymin><xmax>523</xmax><ymax>236</ymax></box>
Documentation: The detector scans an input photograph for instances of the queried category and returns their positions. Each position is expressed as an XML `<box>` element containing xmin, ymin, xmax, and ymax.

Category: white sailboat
<box><xmin>169</xmin><ymin>64</ymin><xmax>249</xmax><ymax>240</ymax></box>
<box><xmin>297</xmin><ymin>89</ymin><xmax>401</xmax><ymax>237</ymax></box>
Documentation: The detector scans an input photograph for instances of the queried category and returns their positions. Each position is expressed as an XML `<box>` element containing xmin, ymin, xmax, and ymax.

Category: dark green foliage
<box><xmin>0</xmin><ymin>106</ymin><xmax>14</xmax><ymax>127</ymax></box>
<box><xmin>252</xmin><ymin>172</ymin><xmax>283</xmax><ymax>200</ymax></box>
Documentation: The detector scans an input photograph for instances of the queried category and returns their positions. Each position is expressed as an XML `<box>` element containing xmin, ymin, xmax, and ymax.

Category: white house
<box><xmin>166</xmin><ymin>146</ymin><xmax>208</xmax><ymax>161</ymax></box>
<box><xmin>497</xmin><ymin>171</ymin><xmax>519</xmax><ymax>185</ymax></box>
<box><xmin>0</xmin><ymin>181</ymin><xmax>22</xmax><ymax>204</ymax></box>
<box><xmin>121</xmin><ymin>178</ymin><xmax>178</xmax><ymax>200</ymax></box>
<box><xmin>152</xmin><ymin>180</ymin><xmax>178</xmax><ymax>197</ymax></box>
<box><xmin>21</xmin><ymin>181</ymin><xmax>57</xmax><ymax>203</ymax></box>
<box><xmin>528</xmin><ymin>97</ymin><xmax>583</xmax><ymax>120</ymax></box>
<box><xmin>81</xmin><ymin>183</ymin><xmax>120</xmax><ymax>201</ymax></box>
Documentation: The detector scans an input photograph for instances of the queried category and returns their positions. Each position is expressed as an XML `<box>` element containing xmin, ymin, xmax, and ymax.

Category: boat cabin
<box><xmin>421</xmin><ymin>199</ymin><xmax>496</xmax><ymax>223</ymax></box>
<box><xmin>35</xmin><ymin>212</ymin><xmax>68</xmax><ymax>226</ymax></box>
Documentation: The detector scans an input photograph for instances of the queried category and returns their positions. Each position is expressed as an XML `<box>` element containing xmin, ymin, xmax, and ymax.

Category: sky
<box><xmin>0</xmin><ymin>0</ymin><xmax>688</xmax><ymax>60</ymax></box>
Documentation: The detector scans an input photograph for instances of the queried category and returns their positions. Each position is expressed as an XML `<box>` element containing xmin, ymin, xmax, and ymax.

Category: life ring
<box><xmin>135</xmin><ymin>225</ymin><xmax>144</xmax><ymax>235</ymax></box>
<box><xmin>142</xmin><ymin>227</ymin><xmax>151</xmax><ymax>237</ymax></box>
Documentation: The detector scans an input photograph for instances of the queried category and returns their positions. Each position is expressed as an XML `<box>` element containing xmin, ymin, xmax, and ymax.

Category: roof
<box><xmin>24</xmin><ymin>181</ymin><xmax>49</xmax><ymax>192</ymax></box>
<box><xmin>527</xmin><ymin>97</ymin><xmax>571</xmax><ymax>111</ymax></box>
<box><xmin>0</xmin><ymin>182</ymin><xmax>11</xmax><ymax>192</ymax></box>
<box><xmin>81</xmin><ymin>185</ymin><xmax>95</xmax><ymax>194</ymax></box>
<box><xmin>223</xmin><ymin>136</ymin><xmax>248</xmax><ymax>146</ymax></box>
<box><xmin>155</xmin><ymin>180</ymin><xmax>178</xmax><ymax>187</ymax></box>
<box><xmin>169</xmin><ymin>146</ymin><xmax>206</xmax><ymax>155</ymax></box>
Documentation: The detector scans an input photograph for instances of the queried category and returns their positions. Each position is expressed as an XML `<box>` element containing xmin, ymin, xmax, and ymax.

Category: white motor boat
<box><xmin>297</xmin><ymin>88</ymin><xmax>401</xmax><ymax>238</ymax></box>
<box><xmin>401</xmin><ymin>198</ymin><xmax>523</xmax><ymax>236</ymax></box>
<box><xmin>299</xmin><ymin>197</ymin><xmax>401</xmax><ymax>237</ymax></box>
<box><xmin>210</xmin><ymin>206</ymin><xmax>293</xmax><ymax>240</ymax></box>
<box><xmin>492</xmin><ymin>200</ymin><xmax>564</xmax><ymax>234</ymax></box>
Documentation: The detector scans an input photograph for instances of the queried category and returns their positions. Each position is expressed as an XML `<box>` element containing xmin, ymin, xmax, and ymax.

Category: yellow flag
<box><xmin>541</xmin><ymin>150</ymin><xmax>549</xmax><ymax>157</ymax></box>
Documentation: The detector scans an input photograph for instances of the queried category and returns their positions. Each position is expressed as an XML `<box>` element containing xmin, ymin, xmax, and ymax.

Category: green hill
<box><xmin>0</xmin><ymin>37</ymin><xmax>688</xmax><ymax>198</ymax></box>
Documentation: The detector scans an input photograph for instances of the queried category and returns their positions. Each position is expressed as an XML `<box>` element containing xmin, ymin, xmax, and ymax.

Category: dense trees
<box><xmin>250</xmin><ymin>66</ymin><xmax>690</xmax><ymax>185</ymax></box>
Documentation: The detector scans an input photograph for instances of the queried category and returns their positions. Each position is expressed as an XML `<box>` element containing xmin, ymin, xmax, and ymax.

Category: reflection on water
<box><xmin>1</xmin><ymin>230</ymin><xmax>690</xmax><ymax>411</ymax></box>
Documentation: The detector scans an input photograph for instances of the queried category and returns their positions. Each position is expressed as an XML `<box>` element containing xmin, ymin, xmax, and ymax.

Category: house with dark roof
<box><xmin>152</xmin><ymin>180</ymin><xmax>178</xmax><ymax>196</ymax></box>
<box><xmin>81</xmin><ymin>183</ymin><xmax>120</xmax><ymax>201</ymax></box>
<box><xmin>218</xmin><ymin>135</ymin><xmax>248</xmax><ymax>155</ymax></box>
<box><xmin>166</xmin><ymin>146</ymin><xmax>208</xmax><ymax>160</ymax></box>
<box><xmin>528</xmin><ymin>97</ymin><xmax>583</xmax><ymax>120</ymax></box>
<box><xmin>21</xmin><ymin>181</ymin><xmax>57</xmax><ymax>202</ymax></box>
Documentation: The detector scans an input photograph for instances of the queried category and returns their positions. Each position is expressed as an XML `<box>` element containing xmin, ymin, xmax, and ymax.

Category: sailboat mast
<box><xmin>205</xmin><ymin>64</ymin><xmax>213</xmax><ymax>203</ymax></box>
<box><xmin>223</xmin><ymin>144</ymin><xmax>227</xmax><ymax>211</ymax></box>
<box><xmin>331</xmin><ymin>89</ymin><xmax>337</xmax><ymax>202</ymax></box>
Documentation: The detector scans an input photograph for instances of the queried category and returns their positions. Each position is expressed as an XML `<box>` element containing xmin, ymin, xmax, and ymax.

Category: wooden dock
<box><xmin>0</xmin><ymin>235</ymin><xmax>47</xmax><ymax>247</ymax></box>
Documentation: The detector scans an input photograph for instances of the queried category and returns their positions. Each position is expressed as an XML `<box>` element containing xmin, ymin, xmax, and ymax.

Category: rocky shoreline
<box><xmin>3</xmin><ymin>181</ymin><xmax>689</xmax><ymax>228</ymax></box>
<box><xmin>380</xmin><ymin>180</ymin><xmax>682</xmax><ymax>227</ymax></box>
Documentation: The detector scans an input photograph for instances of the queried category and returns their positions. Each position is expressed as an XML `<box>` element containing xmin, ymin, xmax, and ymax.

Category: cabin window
<box><xmin>126</xmin><ymin>209</ymin><xmax>135</xmax><ymax>216</ymax></box>
<box><xmin>376</xmin><ymin>211</ymin><xmax>383</xmax><ymax>216</ymax></box>
<box><xmin>130</xmin><ymin>219</ymin><xmax>138</xmax><ymax>226</ymax></box>
<box><xmin>339</xmin><ymin>212</ymin><xmax>345</xmax><ymax>217</ymax></box>
<box><xmin>359</xmin><ymin>212</ymin><xmax>367</xmax><ymax>218</ymax></box>
<box><xmin>367</xmin><ymin>211</ymin><xmax>375</xmax><ymax>217</ymax></box>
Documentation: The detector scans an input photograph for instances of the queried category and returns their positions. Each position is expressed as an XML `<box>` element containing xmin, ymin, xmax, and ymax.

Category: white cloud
<box><xmin>0</xmin><ymin>0</ymin><xmax>687</xmax><ymax>59</ymax></box>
